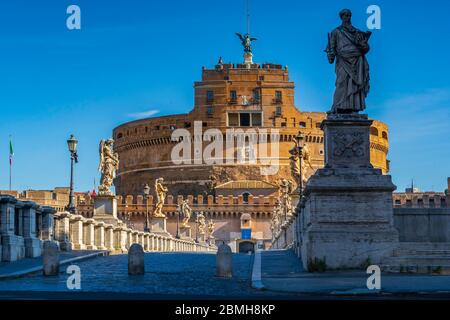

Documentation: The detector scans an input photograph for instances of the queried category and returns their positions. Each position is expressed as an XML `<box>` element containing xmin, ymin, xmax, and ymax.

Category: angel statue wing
<box><xmin>98</xmin><ymin>140</ymin><xmax>105</xmax><ymax>172</ymax></box>
<box><xmin>235</xmin><ymin>32</ymin><xmax>244</xmax><ymax>42</ymax></box>
<box><xmin>250</xmin><ymin>37</ymin><xmax>257</xmax><ymax>41</ymax></box>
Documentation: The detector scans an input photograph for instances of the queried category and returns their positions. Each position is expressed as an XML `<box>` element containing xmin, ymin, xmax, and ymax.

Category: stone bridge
<box><xmin>0</xmin><ymin>195</ymin><xmax>215</xmax><ymax>263</ymax></box>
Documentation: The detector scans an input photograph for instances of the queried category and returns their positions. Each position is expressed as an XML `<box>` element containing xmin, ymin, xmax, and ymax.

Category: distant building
<box><xmin>393</xmin><ymin>178</ymin><xmax>450</xmax><ymax>208</ymax></box>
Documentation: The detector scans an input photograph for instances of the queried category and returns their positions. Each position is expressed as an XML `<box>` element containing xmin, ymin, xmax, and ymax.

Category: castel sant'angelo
<box><xmin>107</xmin><ymin>35</ymin><xmax>389</xmax><ymax>252</ymax></box>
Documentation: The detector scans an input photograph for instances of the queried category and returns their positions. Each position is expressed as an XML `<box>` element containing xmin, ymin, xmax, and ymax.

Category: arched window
<box><xmin>370</xmin><ymin>127</ymin><xmax>379</xmax><ymax>136</ymax></box>
<box><xmin>382</xmin><ymin>131</ymin><xmax>388</xmax><ymax>140</ymax></box>
<box><xmin>242</xmin><ymin>192</ymin><xmax>251</xmax><ymax>203</ymax></box>
<box><xmin>117</xmin><ymin>133</ymin><xmax>123</xmax><ymax>139</ymax></box>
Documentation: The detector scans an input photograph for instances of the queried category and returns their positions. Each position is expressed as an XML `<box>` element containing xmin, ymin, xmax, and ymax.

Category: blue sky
<box><xmin>0</xmin><ymin>0</ymin><xmax>449</xmax><ymax>192</ymax></box>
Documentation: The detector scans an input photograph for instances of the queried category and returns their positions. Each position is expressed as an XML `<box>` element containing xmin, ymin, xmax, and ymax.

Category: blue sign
<box><xmin>241</xmin><ymin>229</ymin><xmax>251</xmax><ymax>240</ymax></box>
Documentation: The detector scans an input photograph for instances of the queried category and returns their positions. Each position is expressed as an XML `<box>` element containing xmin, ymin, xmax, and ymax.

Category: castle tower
<box><xmin>112</xmin><ymin>41</ymin><xmax>389</xmax><ymax>197</ymax></box>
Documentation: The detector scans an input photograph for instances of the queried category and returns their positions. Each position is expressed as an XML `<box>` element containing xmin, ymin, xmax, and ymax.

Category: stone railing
<box><xmin>53</xmin><ymin>212</ymin><xmax>215</xmax><ymax>254</ymax></box>
<box><xmin>0</xmin><ymin>195</ymin><xmax>56</xmax><ymax>262</ymax></box>
<box><xmin>270</xmin><ymin>215</ymin><xmax>296</xmax><ymax>252</ymax></box>
<box><xmin>0</xmin><ymin>194</ymin><xmax>215</xmax><ymax>263</ymax></box>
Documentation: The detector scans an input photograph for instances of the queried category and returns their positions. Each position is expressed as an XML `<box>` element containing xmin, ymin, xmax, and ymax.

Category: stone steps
<box><xmin>393</xmin><ymin>242</ymin><xmax>450</xmax><ymax>256</ymax></box>
<box><xmin>382</xmin><ymin>242</ymin><xmax>450</xmax><ymax>274</ymax></box>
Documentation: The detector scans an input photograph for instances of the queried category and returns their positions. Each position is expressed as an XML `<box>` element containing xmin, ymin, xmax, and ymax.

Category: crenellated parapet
<box><xmin>76</xmin><ymin>194</ymin><xmax>277</xmax><ymax>219</ymax></box>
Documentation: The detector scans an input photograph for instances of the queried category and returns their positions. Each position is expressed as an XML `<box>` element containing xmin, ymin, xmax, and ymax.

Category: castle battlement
<box><xmin>78</xmin><ymin>194</ymin><xmax>278</xmax><ymax>207</ymax></box>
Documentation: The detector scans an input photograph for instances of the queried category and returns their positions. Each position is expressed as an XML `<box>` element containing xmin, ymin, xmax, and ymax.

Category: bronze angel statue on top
<box><xmin>236</xmin><ymin>33</ymin><xmax>257</xmax><ymax>53</ymax></box>
<box><xmin>98</xmin><ymin>139</ymin><xmax>119</xmax><ymax>196</ymax></box>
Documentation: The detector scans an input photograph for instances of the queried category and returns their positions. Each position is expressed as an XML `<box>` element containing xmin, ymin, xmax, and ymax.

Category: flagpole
<box><xmin>9</xmin><ymin>158</ymin><xmax>12</xmax><ymax>191</ymax></box>
<box><xmin>9</xmin><ymin>135</ymin><xmax>12</xmax><ymax>191</ymax></box>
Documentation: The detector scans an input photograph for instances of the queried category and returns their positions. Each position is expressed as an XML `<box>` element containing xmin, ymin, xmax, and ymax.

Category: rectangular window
<box><xmin>253</xmin><ymin>89</ymin><xmax>260</xmax><ymax>103</ymax></box>
<box><xmin>299</xmin><ymin>121</ymin><xmax>306</xmax><ymax>128</ymax></box>
<box><xmin>251</xmin><ymin>113</ymin><xmax>262</xmax><ymax>126</ymax></box>
<box><xmin>206</xmin><ymin>90</ymin><xmax>214</xmax><ymax>103</ymax></box>
<box><xmin>230</xmin><ymin>90</ymin><xmax>237</xmax><ymax>103</ymax></box>
<box><xmin>276</xmin><ymin>106</ymin><xmax>282</xmax><ymax>116</ymax></box>
<box><xmin>275</xmin><ymin>91</ymin><xmax>282</xmax><ymax>103</ymax></box>
<box><xmin>240</xmin><ymin>113</ymin><xmax>250</xmax><ymax>127</ymax></box>
<box><xmin>228</xmin><ymin>113</ymin><xmax>239</xmax><ymax>126</ymax></box>
<box><xmin>207</xmin><ymin>106</ymin><xmax>214</xmax><ymax>115</ymax></box>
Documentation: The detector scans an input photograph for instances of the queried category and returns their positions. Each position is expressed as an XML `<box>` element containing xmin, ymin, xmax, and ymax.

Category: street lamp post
<box><xmin>66</xmin><ymin>134</ymin><xmax>78</xmax><ymax>214</ymax></box>
<box><xmin>143</xmin><ymin>184</ymin><xmax>150</xmax><ymax>232</ymax></box>
<box><xmin>176</xmin><ymin>209</ymin><xmax>181</xmax><ymax>239</ymax></box>
<box><xmin>294</xmin><ymin>132</ymin><xmax>305</xmax><ymax>199</ymax></box>
<box><xmin>195</xmin><ymin>212</ymin><xmax>199</xmax><ymax>243</ymax></box>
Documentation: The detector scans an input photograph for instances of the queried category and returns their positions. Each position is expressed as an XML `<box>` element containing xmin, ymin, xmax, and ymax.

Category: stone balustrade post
<box><xmin>83</xmin><ymin>218</ymin><xmax>97</xmax><ymax>250</ymax></box>
<box><xmin>54</xmin><ymin>212</ymin><xmax>73</xmax><ymax>251</ymax></box>
<box><xmin>0</xmin><ymin>196</ymin><xmax>25</xmax><ymax>262</ymax></box>
<box><xmin>143</xmin><ymin>233</ymin><xmax>150</xmax><ymax>252</ymax></box>
<box><xmin>70</xmin><ymin>215</ymin><xmax>85</xmax><ymax>250</ymax></box>
<box><xmin>138</xmin><ymin>232</ymin><xmax>145</xmax><ymax>248</ymax></box>
<box><xmin>22</xmin><ymin>201</ymin><xmax>42</xmax><ymax>258</ymax></box>
<box><xmin>113</xmin><ymin>225</ymin><xmax>128</xmax><ymax>253</ymax></box>
<box><xmin>94</xmin><ymin>222</ymin><xmax>106</xmax><ymax>250</ymax></box>
<box><xmin>132</xmin><ymin>231</ymin><xmax>139</xmax><ymax>245</ymax></box>
<box><xmin>149</xmin><ymin>234</ymin><xmax>155</xmax><ymax>251</ymax></box>
<box><xmin>41</xmin><ymin>206</ymin><xmax>56</xmax><ymax>241</ymax></box>
<box><xmin>126</xmin><ymin>229</ymin><xmax>133</xmax><ymax>249</ymax></box>
<box><xmin>104</xmin><ymin>224</ymin><xmax>115</xmax><ymax>251</ymax></box>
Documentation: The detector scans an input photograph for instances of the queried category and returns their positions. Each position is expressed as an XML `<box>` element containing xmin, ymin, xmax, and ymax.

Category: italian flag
<box><xmin>9</xmin><ymin>138</ymin><xmax>13</xmax><ymax>165</ymax></box>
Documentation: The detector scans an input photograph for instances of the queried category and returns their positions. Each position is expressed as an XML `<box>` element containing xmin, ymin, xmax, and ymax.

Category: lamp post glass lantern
<box><xmin>66</xmin><ymin>134</ymin><xmax>78</xmax><ymax>214</ymax></box>
<box><xmin>143</xmin><ymin>184</ymin><xmax>150</xmax><ymax>232</ymax></box>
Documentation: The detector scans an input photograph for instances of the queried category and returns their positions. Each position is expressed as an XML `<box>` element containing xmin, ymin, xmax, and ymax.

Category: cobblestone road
<box><xmin>0</xmin><ymin>252</ymin><xmax>288</xmax><ymax>298</ymax></box>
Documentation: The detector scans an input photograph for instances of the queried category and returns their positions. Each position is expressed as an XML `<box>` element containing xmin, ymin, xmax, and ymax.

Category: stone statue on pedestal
<box><xmin>207</xmin><ymin>220</ymin><xmax>215</xmax><ymax>236</ymax></box>
<box><xmin>325</xmin><ymin>9</ymin><xmax>372</xmax><ymax>114</ymax></box>
<box><xmin>297</xmin><ymin>10</ymin><xmax>399</xmax><ymax>270</ymax></box>
<box><xmin>289</xmin><ymin>142</ymin><xmax>314</xmax><ymax>188</ymax></box>
<box><xmin>271</xmin><ymin>206</ymin><xmax>282</xmax><ymax>239</ymax></box>
<box><xmin>98</xmin><ymin>139</ymin><xmax>119</xmax><ymax>196</ymax></box>
<box><xmin>179</xmin><ymin>200</ymin><xmax>192</xmax><ymax>227</ymax></box>
<box><xmin>279</xmin><ymin>179</ymin><xmax>294</xmax><ymax>218</ymax></box>
<box><xmin>236</xmin><ymin>33</ymin><xmax>257</xmax><ymax>53</ymax></box>
<box><xmin>153</xmin><ymin>178</ymin><xmax>168</xmax><ymax>218</ymax></box>
<box><xmin>197</xmin><ymin>212</ymin><xmax>206</xmax><ymax>235</ymax></box>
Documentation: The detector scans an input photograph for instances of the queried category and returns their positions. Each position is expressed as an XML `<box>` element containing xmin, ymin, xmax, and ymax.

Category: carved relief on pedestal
<box><xmin>332</xmin><ymin>132</ymin><xmax>365</xmax><ymax>159</ymax></box>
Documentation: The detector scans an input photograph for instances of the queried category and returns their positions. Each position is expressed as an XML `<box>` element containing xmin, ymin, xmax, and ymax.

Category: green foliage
<box><xmin>308</xmin><ymin>257</ymin><xmax>327</xmax><ymax>273</ymax></box>
<box><xmin>361</xmin><ymin>256</ymin><xmax>372</xmax><ymax>269</ymax></box>
<box><xmin>432</xmin><ymin>266</ymin><xmax>443</xmax><ymax>274</ymax></box>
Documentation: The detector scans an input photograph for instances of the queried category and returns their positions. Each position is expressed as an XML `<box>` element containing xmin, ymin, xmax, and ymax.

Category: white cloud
<box><xmin>127</xmin><ymin>109</ymin><xmax>160</xmax><ymax>119</ymax></box>
<box><xmin>376</xmin><ymin>88</ymin><xmax>450</xmax><ymax>142</ymax></box>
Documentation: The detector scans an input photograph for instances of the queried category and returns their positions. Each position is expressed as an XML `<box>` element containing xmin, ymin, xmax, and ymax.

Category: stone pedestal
<box><xmin>93</xmin><ymin>195</ymin><xmax>120</xmax><ymax>225</ymax></box>
<box><xmin>150</xmin><ymin>216</ymin><xmax>170</xmax><ymax>236</ymax></box>
<box><xmin>300</xmin><ymin>114</ymin><xmax>399</xmax><ymax>270</ymax></box>
<box><xmin>244</xmin><ymin>52</ymin><xmax>253</xmax><ymax>67</ymax></box>
<box><xmin>198</xmin><ymin>233</ymin><xmax>206</xmax><ymax>244</ymax></box>
<box><xmin>179</xmin><ymin>226</ymin><xmax>192</xmax><ymax>240</ymax></box>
